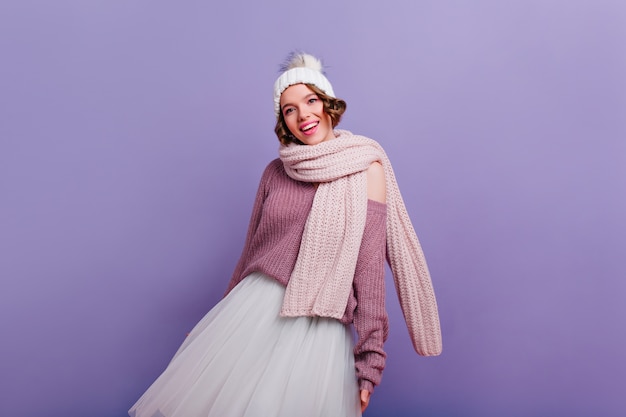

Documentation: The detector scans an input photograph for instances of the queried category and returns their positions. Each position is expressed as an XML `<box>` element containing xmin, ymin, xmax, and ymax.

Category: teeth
<box><xmin>302</xmin><ymin>122</ymin><xmax>318</xmax><ymax>131</ymax></box>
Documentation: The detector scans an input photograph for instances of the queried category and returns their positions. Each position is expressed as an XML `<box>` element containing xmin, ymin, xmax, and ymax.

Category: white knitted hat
<box><xmin>273</xmin><ymin>52</ymin><xmax>335</xmax><ymax>116</ymax></box>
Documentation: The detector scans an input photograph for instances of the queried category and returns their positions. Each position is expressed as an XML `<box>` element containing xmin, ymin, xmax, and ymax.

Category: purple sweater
<box><xmin>225</xmin><ymin>158</ymin><xmax>388</xmax><ymax>393</ymax></box>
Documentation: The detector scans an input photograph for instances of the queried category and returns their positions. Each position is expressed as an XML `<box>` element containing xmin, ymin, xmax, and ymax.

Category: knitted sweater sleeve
<box><xmin>224</xmin><ymin>160</ymin><xmax>277</xmax><ymax>296</ymax></box>
<box><xmin>352</xmin><ymin>200</ymin><xmax>389</xmax><ymax>393</ymax></box>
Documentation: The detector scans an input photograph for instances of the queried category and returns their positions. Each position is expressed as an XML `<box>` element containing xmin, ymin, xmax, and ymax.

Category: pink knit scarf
<box><xmin>279</xmin><ymin>130</ymin><xmax>442</xmax><ymax>356</ymax></box>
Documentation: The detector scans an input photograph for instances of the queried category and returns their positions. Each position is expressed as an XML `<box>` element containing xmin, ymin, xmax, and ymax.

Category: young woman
<box><xmin>129</xmin><ymin>52</ymin><xmax>442</xmax><ymax>417</ymax></box>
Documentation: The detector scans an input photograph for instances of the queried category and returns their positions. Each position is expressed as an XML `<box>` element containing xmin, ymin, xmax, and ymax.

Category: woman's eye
<box><xmin>284</xmin><ymin>108</ymin><xmax>294</xmax><ymax>115</ymax></box>
<box><xmin>308</xmin><ymin>98</ymin><xmax>318</xmax><ymax>104</ymax></box>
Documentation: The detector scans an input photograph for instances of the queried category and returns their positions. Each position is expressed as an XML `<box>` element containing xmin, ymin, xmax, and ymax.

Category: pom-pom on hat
<box><xmin>273</xmin><ymin>52</ymin><xmax>335</xmax><ymax>116</ymax></box>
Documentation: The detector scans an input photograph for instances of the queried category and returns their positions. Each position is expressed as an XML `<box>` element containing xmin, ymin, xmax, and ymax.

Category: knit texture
<box><xmin>225</xmin><ymin>159</ymin><xmax>388</xmax><ymax>391</ymax></box>
<box><xmin>279</xmin><ymin>130</ymin><xmax>442</xmax><ymax>356</ymax></box>
<box><xmin>273</xmin><ymin>67</ymin><xmax>335</xmax><ymax>115</ymax></box>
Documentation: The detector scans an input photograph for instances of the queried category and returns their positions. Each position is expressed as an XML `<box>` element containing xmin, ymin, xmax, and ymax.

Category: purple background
<box><xmin>1</xmin><ymin>1</ymin><xmax>625</xmax><ymax>416</ymax></box>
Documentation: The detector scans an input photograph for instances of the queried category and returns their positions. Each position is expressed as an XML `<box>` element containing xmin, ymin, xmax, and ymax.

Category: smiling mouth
<box><xmin>301</xmin><ymin>121</ymin><xmax>319</xmax><ymax>132</ymax></box>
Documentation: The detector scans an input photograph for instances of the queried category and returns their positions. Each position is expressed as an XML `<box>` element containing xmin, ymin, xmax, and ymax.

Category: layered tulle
<box><xmin>129</xmin><ymin>272</ymin><xmax>361</xmax><ymax>417</ymax></box>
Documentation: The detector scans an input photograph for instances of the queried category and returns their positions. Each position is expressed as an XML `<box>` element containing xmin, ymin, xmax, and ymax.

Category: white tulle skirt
<box><xmin>129</xmin><ymin>272</ymin><xmax>361</xmax><ymax>417</ymax></box>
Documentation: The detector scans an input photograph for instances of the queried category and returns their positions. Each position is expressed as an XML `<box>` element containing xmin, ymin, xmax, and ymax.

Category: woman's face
<box><xmin>279</xmin><ymin>83</ymin><xmax>335</xmax><ymax>146</ymax></box>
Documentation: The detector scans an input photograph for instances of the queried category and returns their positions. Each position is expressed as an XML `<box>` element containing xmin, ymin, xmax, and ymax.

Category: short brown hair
<box><xmin>274</xmin><ymin>84</ymin><xmax>347</xmax><ymax>146</ymax></box>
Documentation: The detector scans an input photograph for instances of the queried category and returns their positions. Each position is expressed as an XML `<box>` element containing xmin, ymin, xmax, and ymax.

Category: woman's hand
<box><xmin>360</xmin><ymin>389</ymin><xmax>371</xmax><ymax>413</ymax></box>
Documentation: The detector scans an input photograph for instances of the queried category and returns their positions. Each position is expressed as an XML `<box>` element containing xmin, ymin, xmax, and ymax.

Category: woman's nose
<box><xmin>298</xmin><ymin>108</ymin><xmax>310</xmax><ymax>120</ymax></box>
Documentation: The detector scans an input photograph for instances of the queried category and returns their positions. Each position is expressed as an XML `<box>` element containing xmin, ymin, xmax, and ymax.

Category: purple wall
<box><xmin>1</xmin><ymin>1</ymin><xmax>625</xmax><ymax>416</ymax></box>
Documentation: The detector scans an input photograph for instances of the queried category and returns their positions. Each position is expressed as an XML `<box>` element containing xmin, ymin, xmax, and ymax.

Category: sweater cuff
<box><xmin>359</xmin><ymin>379</ymin><xmax>375</xmax><ymax>393</ymax></box>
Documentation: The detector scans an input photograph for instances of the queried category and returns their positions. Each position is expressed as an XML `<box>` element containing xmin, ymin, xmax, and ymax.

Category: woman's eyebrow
<box><xmin>281</xmin><ymin>94</ymin><xmax>318</xmax><ymax>111</ymax></box>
